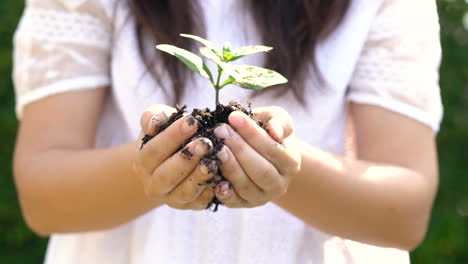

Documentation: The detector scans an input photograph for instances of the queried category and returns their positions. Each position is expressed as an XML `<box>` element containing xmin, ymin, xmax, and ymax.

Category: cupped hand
<box><xmin>134</xmin><ymin>104</ymin><xmax>216</xmax><ymax>210</ymax></box>
<box><xmin>213</xmin><ymin>106</ymin><xmax>301</xmax><ymax>208</ymax></box>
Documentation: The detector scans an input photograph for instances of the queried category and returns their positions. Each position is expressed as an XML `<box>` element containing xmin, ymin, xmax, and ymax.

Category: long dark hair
<box><xmin>129</xmin><ymin>0</ymin><xmax>350</xmax><ymax>104</ymax></box>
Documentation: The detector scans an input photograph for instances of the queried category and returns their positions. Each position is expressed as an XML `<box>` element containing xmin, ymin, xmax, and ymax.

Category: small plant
<box><xmin>156</xmin><ymin>34</ymin><xmax>288</xmax><ymax>106</ymax></box>
<box><xmin>143</xmin><ymin>34</ymin><xmax>288</xmax><ymax>211</ymax></box>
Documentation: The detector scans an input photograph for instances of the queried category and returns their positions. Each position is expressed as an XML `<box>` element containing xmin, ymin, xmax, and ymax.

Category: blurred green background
<box><xmin>1</xmin><ymin>0</ymin><xmax>467</xmax><ymax>263</ymax></box>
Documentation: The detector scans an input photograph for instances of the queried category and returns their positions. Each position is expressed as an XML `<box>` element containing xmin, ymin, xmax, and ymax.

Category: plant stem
<box><xmin>215</xmin><ymin>66</ymin><xmax>223</xmax><ymax>106</ymax></box>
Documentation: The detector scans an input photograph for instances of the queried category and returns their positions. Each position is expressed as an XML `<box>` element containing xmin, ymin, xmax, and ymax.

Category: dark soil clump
<box><xmin>140</xmin><ymin>101</ymin><xmax>263</xmax><ymax>211</ymax></box>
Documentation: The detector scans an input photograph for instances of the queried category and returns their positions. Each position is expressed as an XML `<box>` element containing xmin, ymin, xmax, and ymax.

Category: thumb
<box><xmin>140</xmin><ymin>104</ymin><xmax>176</xmax><ymax>136</ymax></box>
<box><xmin>265</xmin><ymin>117</ymin><xmax>293</xmax><ymax>143</ymax></box>
<box><xmin>253</xmin><ymin>106</ymin><xmax>294</xmax><ymax>143</ymax></box>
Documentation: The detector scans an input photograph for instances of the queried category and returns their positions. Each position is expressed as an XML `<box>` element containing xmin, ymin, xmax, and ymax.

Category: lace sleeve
<box><xmin>347</xmin><ymin>0</ymin><xmax>443</xmax><ymax>131</ymax></box>
<box><xmin>13</xmin><ymin>0</ymin><xmax>112</xmax><ymax>118</ymax></box>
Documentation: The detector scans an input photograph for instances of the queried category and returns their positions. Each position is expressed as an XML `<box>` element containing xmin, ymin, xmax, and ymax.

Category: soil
<box><xmin>140</xmin><ymin>101</ymin><xmax>263</xmax><ymax>211</ymax></box>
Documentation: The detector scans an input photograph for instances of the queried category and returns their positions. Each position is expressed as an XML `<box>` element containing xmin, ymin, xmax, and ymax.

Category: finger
<box><xmin>137</xmin><ymin>115</ymin><xmax>198</xmax><ymax>174</ymax></box>
<box><xmin>148</xmin><ymin>137</ymin><xmax>213</xmax><ymax>197</ymax></box>
<box><xmin>168</xmin><ymin>186</ymin><xmax>215</xmax><ymax>210</ymax></box>
<box><xmin>216</xmin><ymin>146</ymin><xmax>264</xmax><ymax>202</ymax></box>
<box><xmin>140</xmin><ymin>104</ymin><xmax>175</xmax><ymax>135</ymax></box>
<box><xmin>134</xmin><ymin>130</ymin><xmax>152</xmax><ymax>187</ymax></box>
<box><xmin>189</xmin><ymin>186</ymin><xmax>216</xmax><ymax>210</ymax></box>
<box><xmin>264</xmin><ymin>116</ymin><xmax>286</xmax><ymax>143</ymax></box>
<box><xmin>215</xmin><ymin>124</ymin><xmax>285</xmax><ymax>195</ymax></box>
<box><xmin>251</xmin><ymin>106</ymin><xmax>294</xmax><ymax>142</ymax></box>
<box><xmin>142</xmin><ymin>112</ymin><xmax>169</xmax><ymax>136</ymax></box>
<box><xmin>228</xmin><ymin>111</ymin><xmax>300</xmax><ymax>176</ymax></box>
<box><xmin>166</xmin><ymin>158</ymin><xmax>218</xmax><ymax>204</ymax></box>
<box><xmin>215</xmin><ymin>181</ymin><xmax>259</xmax><ymax>208</ymax></box>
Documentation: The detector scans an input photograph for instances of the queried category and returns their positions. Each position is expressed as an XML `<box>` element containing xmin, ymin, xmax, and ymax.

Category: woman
<box><xmin>12</xmin><ymin>0</ymin><xmax>442</xmax><ymax>263</ymax></box>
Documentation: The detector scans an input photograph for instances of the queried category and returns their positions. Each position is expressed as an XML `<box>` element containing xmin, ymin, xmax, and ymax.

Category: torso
<box><xmin>45</xmin><ymin>1</ymin><xmax>410</xmax><ymax>263</ymax></box>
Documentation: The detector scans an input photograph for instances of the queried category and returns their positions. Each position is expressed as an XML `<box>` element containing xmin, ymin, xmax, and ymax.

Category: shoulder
<box><xmin>375</xmin><ymin>0</ymin><xmax>439</xmax><ymax>25</ymax></box>
<box><xmin>347</xmin><ymin>0</ymin><xmax>443</xmax><ymax>132</ymax></box>
<box><xmin>13</xmin><ymin>0</ymin><xmax>115</xmax><ymax>118</ymax></box>
<box><xmin>23</xmin><ymin>0</ymin><xmax>116</xmax><ymax>21</ymax></box>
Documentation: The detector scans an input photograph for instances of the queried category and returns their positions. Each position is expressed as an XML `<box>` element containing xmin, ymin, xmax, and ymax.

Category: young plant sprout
<box><xmin>142</xmin><ymin>34</ymin><xmax>288</xmax><ymax>211</ymax></box>
<box><xmin>156</xmin><ymin>34</ymin><xmax>288</xmax><ymax>106</ymax></box>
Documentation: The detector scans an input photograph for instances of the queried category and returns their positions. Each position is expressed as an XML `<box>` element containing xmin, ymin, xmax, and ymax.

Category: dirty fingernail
<box><xmin>147</xmin><ymin>116</ymin><xmax>158</xmax><ymax>135</ymax></box>
<box><xmin>181</xmin><ymin>116</ymin><xmax>197</xmax><ymax>135</ymax></box>
<box><xmin>217</xmin><ymin>147</ymin><xmax>229</xmax><ymax>163</ymax></box>
<box><xmin>200</xmin><ymin>159</ymin><xmax>218</xmax><ymax>175</ymax></box>
<box><xmin>147</xmin><ymin>113</ymin><xmax>167</xmax><ymax>135</ymax></box>
<box><xmin>195</xmin><ymin>139</ymin><xmax>212</xmax><ymax>156</ymax></box>
<box><xmin>216</xmin><ymin>181</ymin><xmax>231</xmax><ymax>199</ymax></box>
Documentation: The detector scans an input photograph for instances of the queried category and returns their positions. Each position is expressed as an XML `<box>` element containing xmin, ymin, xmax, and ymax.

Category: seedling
<box><xmin>142</xmin><ymin>34</ymin><xmax>288</xmax><ymax>211</ymax></box>
<box><xmin>156</xmin><ymin>34</ymin><xmax>288</xmax><ymax>106</ymax></box>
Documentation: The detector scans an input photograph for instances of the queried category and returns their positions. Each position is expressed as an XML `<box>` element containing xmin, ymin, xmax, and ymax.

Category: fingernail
<box><xmin>217</xmin><ymin>147</ymin><xmax>229</xmax><ymax>163</ymax></box>
<box><xmin>268</xmin><ymin>119</ymin><xmax>284</xmax><ymax>142</ymax></box>
<box><xmin>195</xmin><ymin>139</ymin><xmax>212</xmax><ymax>156</ymax></box>
<box><xmin>208</xmin><ymin>160</ymin><xmax>218</xmax><ymax>174</ymax></box>
<box><xmin>216</xmin><ymin>181</ymin><xmax>231</xmax><ymax>199</ymax></box>
<box><xmin>181</xmin><ymin>116</ymin><xmax>197</xmax><ymax>135</ymax></box>
<box><xmin>214</xmin><ymin>125</ymin><xmax>230</xmax><ymax>139</ymax></box>
<box><xmin>180</xmin><ymin>147</ymin><xmax>193</xmax><ymax>160</ymax></box>
<box><xmin>229</xmin><ymin>112</ymin><xmax>246</xmax><ymax>128</ymax></box>
<box><xmin>200</xmin><ymin>158</ymin><xmax>218</xmax><ymax>175</ymax></box>
<box><xmin>147</xmin><ymin>113</ymin><xmax>167</xmax><ymax>135</ymax></box>
<box><xmin>147</xmin><ymin>116</ymin><xmax>158</xmax><ymax>135</ymax></box>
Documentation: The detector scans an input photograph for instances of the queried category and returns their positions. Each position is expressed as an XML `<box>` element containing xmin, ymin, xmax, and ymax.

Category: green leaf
<box><xmin>200</xmin><ymin>47</ymin><xmax>287</xmax><ymax>90</ymax></box>
<box><xmin>223</xmin><ymin>42</ymin><xmax>232</xmax><ymax>53</ymax></box>
<box><xmin>220</xmin><ymin>76</ymin><xmax>236</xmax><ymax>88</ymax></box>
<box><xmin>156</xmin><ymin>44</ymin><xmax>211</xmax><ymax>79</ymax></box>
<box><xmin>229</xmin><ymin>45</ymin><xmax>273</xmax><ymax>62</ymax></box>
<box><xmin>230</xmin><ymin>65</ymin><xmax>288</xmax><ymax>90</ymax></box>
<box><xmin>180</xmin><ymin>33</ymin><xmax>215</xmax><ymax>49</ymax></box>
<box><xmin>180</xmin><ymin>33</ymin><xmax>222</xmax><ymax>57</ymax></box>
<box><xmin>202</xmin><ymin>63</ymin><xmax>214</xmax><ymax>85</ymax></box>
<box><xmin>222</xmin><ymin>42</ymin><xmax>234</xmax><ymax>61</ymax></box>
<box><xmin>200</xmin><ymin>47</ymin><xmax>239</xmax><ymax>79</ymax></box>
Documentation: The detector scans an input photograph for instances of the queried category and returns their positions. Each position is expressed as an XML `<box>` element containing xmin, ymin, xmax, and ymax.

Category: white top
<box><xmin>13</xmin><ymin>0</ymin><xmax>443</xmax><ymax>263</ymax></box>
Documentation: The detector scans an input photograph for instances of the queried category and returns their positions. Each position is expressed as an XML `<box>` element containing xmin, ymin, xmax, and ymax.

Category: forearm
<box><xmin>274</xmin><ymin>141</ymin><xmax>437</xmax><ymax>250</ymax></box>
<box><xmin>14</xmin><ymin>142</ymin><xmax>162</xmax><ymax>235</ymax></box>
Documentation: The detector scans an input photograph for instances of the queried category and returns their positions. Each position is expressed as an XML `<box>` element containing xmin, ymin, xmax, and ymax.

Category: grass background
<box><xmin>1</xmin><ymin>0</ymin><xmax>467</xmax><ymax>263</ymax></box>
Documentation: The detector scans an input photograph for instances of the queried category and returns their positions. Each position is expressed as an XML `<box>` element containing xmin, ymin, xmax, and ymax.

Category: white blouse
<box><xmin>13</xmin><ymin>0</ymin><xmax>443</xmax><ymax>263</ymax></box>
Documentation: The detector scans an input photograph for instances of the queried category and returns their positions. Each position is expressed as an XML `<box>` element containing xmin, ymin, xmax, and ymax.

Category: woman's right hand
<box><xmin>133</xmin><ymin>105</ymin><xmax>216</xmax><ymax>210</ymax></box>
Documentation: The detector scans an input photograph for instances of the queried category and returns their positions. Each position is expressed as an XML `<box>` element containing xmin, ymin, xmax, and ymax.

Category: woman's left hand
<box><xmin>213</xmin><ymin>106</ymin><xmax>301</xmax><ymax>208</ymax></box>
